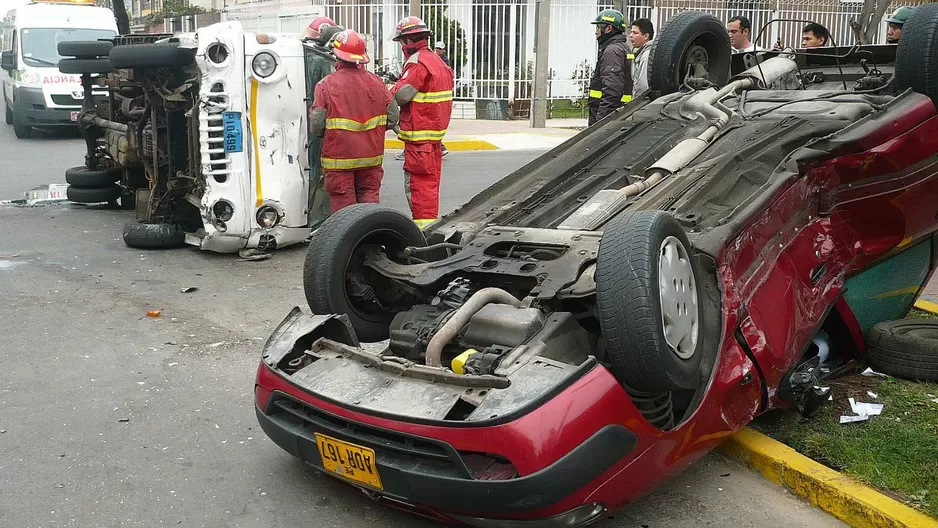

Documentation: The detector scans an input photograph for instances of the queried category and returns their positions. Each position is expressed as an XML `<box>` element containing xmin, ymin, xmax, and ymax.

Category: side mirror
<box><xmin>1</xmin><ymin>50</ymin><xmax>14</xmax><ymax>72</ymax></box>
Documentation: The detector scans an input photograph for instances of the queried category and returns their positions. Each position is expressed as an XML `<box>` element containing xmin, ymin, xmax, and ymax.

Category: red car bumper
<box><xmin>254</xmin><ymin>360</ymin><xmax>668</xmax><ymax>526</ymax></box>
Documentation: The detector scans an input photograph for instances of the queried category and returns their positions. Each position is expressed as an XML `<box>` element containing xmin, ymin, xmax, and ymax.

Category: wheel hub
<box><xmin>658</xmin><ymin>236</ymin><xmax>699</xmax><ymax>359</ymax></box>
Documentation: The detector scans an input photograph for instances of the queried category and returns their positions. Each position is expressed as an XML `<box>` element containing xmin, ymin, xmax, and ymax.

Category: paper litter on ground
<box><xmin>841</xmin><ymin>397</ymin><xmax>884</xmax><ymax>424</ymax></box>
<box><xmin>840</xmin><ymin>415</ymin><xmax>870</xmax><ymax>424</ymax></box>
<box><xmin>861</xmin><ymin>367</ymin><xmax>888</xmax><ymax>378</ymax></box>
<box><xmin>867</xmin><ymin>391</ymin><xmax>878</xmax><ymax>399</ymax></box>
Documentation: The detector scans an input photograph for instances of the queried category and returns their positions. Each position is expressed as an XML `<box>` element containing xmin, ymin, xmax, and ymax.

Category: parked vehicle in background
<box><xmin>57</xmin><ymin>21</ymin><xmax>334</xmax><ymax>256</ymax></box>
<box><xmin>1</xmin><ymin>0</ymin><xmax>116</xmax><ymax>138</ymax></box>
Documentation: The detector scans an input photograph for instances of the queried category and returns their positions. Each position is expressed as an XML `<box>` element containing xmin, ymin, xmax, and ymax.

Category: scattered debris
<box><xmin>168</xmin><ymin>362</ymin><xmax>178</xmax><ymax>367</ymax></box>
<box><xmin>207</xmin><ymin>341</ymin><xmax>225</xmax><ymax>348</ymax></box>
<box><xmin>849</xmin><ymin>397</ymin><xmax>884</xmax><ymax>416</ymax></box>
<box><xmin>165</xmin><ymin>341</ymin><xmax>177</xmax><ymax>346</ymax></box>
<box><xmin>840</xmin><ymin>415</ymin><xmax>870</xmax><ymax>424</ymax></box>
<box><xmin>0</xmin><ymin>253</ymin><xmax>20</xmax><ymax>259</ymax></box>
<box><xmin>867</xmin><ymin>391</ymin><xmax>878</xmax><ymax>399</ymax></box>
<box><xmin>180</xmin><ymin>287</ymin><xmax>198</xmax><ymax>293</ymax></box>
<box><xmin>0</xmin><ymin>429</ymin><xmax>6</xmax><ymax>434</ymax></box>
<box><xmin>118</xmin><ymin>418</ymin><xmax>130</xmax><ymax>423</ymax></box>
<box><xmin>861</xmin><ymin>367</ymin><xmax>888</xmax><ymax>378</ymax></box>
<box><xmin>147</xmin><ymin>309</ymin><xmax>162</xmax><ymax>318</ymax></box>
<box><xmin>54</xmin><ymin>483</ymin><xmax>65</xmax><ymax>489</ymax></box>
<box><xmin>239</xmin><ymin>248</ymin><xmax>271</xmax><ymax>261</ymax></box>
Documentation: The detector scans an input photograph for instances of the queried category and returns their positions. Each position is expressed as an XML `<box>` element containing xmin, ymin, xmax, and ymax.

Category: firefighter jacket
<box><xmin>310</xmin><ymin>63</ymin><xmax>396</xmax><ymax>170</ymax></box>
<box><xmin>391</xmin><ymin>40</ymin><xmax>455</xmax><ymax>143</ymax></box>
<box><xmin>588</xmin><ymin>31</ymin><xmax>634</xmax><ymax>125</ymax></box>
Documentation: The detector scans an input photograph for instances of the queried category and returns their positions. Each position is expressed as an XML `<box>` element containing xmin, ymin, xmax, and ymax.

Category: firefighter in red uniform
<box><xmin>390</xmin><ymin>16</ymin><xmax>454</xmax><ymax>229</ymax></box>
<box><xmin>308</xmin><ymin>30</ymin><xmax>400</xmax><ymax>212</ymax></box>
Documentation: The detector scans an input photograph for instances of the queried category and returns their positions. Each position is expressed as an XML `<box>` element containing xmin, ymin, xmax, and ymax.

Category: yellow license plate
<box><xmin>314</xmin><ymin>432</ymin><xmax>383</xmax><ymax>490</ymax></box>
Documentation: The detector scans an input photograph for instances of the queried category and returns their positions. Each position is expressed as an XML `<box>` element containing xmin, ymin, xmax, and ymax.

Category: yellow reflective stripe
<box><xmin>414</xmin><ymin>218</ymin><xmax>436</xmax><ymax>229</ymax></box>
<box><xmin>250</xmin><ymin>78</ymin><xmax>263</xmax><ymax>208</ymax></box>
<box><xmin>589</xmin><ymin>89</ymin><xmax>603</xmax><ymax>98</ymax></box>
<box><xmin>627</xmin><ymin>53</ymin><xmax>635</xmax><ymax>60</ymax></box>
<box><xmin>325</xmin><ymin>115</ymin><xmax>387</xmax><ymax>132</ymax></box>
<box><xmin>398</xmin><ymin>129</ymin><xmax>447</xmax><ymax>141</ymax></box>
<box><xmin>621</xmin><ymin>95</ymin><xmax>632</xmax><ymax>103</ymax></box>
<box><xmin>412</xmin><ymin>90</ymin><xmax>453</xmax><ymax>103</ymax></box>
<box><xmin>321</xmin><ymin>155</ymin><xmax>384</xmax><ymax>170</ymax></box>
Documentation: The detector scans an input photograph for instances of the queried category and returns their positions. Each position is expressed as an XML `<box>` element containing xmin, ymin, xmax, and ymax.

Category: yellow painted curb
<box><xmin>914</xmin><ymin>299</ymin><xmax>938</xmax><ymax>314</ymax></box>
<box><xmin>384</xmin><ymin>139</ymin><xmax>498</xmax><ymax>151</ymax></box>
<box><xmin>719</xmin><ymin>428</ymin><xmax>938</xmax><ymax>528</ymax></box>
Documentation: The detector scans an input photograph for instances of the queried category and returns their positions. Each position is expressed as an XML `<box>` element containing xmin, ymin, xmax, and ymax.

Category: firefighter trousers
<box><xmin>324</xmin><ymin>167</ymin><xmax>383</xmax><ymax>213</ymax></box>
<box><xmin>403</xmin><ymin>141</ymin><xmax>443</xmax><ymax>229</ymax></box>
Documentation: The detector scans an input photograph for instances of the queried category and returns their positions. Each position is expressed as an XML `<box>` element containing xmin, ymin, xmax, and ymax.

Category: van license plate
<box><xmin>70</xmin><ymin>111</ymin><xmax>80</xmax><ymax>122</ymax></box>
<box><xmin>314</xmin><ymin>432</ymin><xmax>383</xmax><ymax>490</ymax></box>
<box><xmin>223</xmin><ymin>112</ymin><xmax>243</xmax><ymax>153</ymax></box>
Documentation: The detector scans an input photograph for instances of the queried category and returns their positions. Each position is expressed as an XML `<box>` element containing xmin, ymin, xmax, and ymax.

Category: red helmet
<box><xmin>308</xmin><ymin>16</ymin><xmax>337</xmax><ymax>35</ymax></box>
<box><xmin>393</xmin><ymin>16</ymin><xmax>431</xmax><ymax>41</ymax></box>
<box><xmin>332</xmin><ymin>29</ymin><xmax>369</xmax><ymax>64</ymax></box>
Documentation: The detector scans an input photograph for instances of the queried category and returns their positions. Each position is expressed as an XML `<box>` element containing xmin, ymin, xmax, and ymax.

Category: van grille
<box><xmin>198</xmin><ymin>85</ymin><xmax>232</xmax><ymax>184</ymax></box>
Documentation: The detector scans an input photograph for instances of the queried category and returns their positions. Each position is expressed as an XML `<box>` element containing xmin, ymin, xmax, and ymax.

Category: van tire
<box><xmin>109</xmin><ymin>43</ymin><xmax>196</xmax><ymax>69</ymax></box>
<box><xmin>58</xmin><ymin>58</ymin><xmax>113</xmax><ymax>75</ymax></box>
<box><xmin>66</xmin><ymin>166</ymin><xmax>122</xmax><ymax>187</ymax></box>
<box><xmin>67</xmin><ymin>184</ymin><xmax>121</xmax><ymax>204</ymax></box>
<box><xmin>122</xmin><ymin>222</ymin><xmax>187</xmax><ymax>249</ymax></box>
<box><xmin>5</xmin><ymin>103</ymin><xmax>11</xmax><ymax>125</ymax></box>
<box><xmin>58</xmin><ymin>40</ymin><xmax>114</xmax><ymax>59</ymax></box>
<box><xmin>12</xmin><ymin>110</ymin><xmax>32</xmax><ymax>139</ymax></box>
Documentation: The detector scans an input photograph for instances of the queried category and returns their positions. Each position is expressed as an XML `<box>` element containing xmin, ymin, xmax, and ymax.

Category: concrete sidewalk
<box><xmin>384</xmin><ymin>117</ymin><xmax>586</xmax><ymax>151</ymax></box>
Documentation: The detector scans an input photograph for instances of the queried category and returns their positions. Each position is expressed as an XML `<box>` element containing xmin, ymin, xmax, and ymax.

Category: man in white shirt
<box><xmin>727</xmin><ymin>16</ymin><xmax>765</xmax><ymax>54</ymax></box>
<box><xmin>629</xmin><ymin>18</ymin><xmax>653</xmax><ymax>97</ymax></box>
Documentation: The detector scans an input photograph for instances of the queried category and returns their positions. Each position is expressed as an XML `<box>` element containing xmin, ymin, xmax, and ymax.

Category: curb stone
<box><xmin>719</xmin><ymin>428</ymin><xmax>938</xmax><ymax>528</ymax></box>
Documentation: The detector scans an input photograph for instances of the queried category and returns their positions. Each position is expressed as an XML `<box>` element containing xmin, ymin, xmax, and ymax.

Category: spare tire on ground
<box><xmin>109</xmin><ymin>43</ymin><xmax>196</xmax><ymax>69</ymax></box>
<box><xmin>67</xmin><ymin>184</ymin><xmax>121</xmax><ymax>204</ymax></box>
<box><xmin>65</xmin><ymin>166</ymin><xmax>122</xmax><ymax>187</ymax></box>
<box><xmin>646</xmin><ymin>11</ymin><xmax>732</xmax><ymax>95</ymax></box>
<box><xmin>122</xmin><ymin>222</ymin><xmax>187</xmax><ymax>249</ymax></box>
<box><xmin>866</xmin><ymin>318</ymin><xmax>938</xmax><ymax>382</ymax></box>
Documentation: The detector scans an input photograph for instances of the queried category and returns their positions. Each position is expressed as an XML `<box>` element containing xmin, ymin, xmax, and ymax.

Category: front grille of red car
<box><xmin>270</xmin><ymin>395</ymin><xmax>479</xmax><ymax>480</ymax></box>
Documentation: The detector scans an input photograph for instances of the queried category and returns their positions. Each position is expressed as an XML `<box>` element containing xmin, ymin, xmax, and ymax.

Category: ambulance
<box><xmin>1</xmin><ymin>0</ymin><xmax>117</xmax><ymax>138</ymax></box>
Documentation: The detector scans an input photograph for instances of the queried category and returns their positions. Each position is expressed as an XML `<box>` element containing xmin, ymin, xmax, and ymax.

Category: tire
<box><xmin>109</xmin><ymin>43</ymin><xmax>196</xmax><ymax>69</ymax></box>
<box><xmin>12</xmin><ymin>110</ymin><xmax>32</xmax><ymax>139</ymax></box>
<box><xmin>122</xmin><ymin>222</ymin><xmax>187</xmax><ymax>249</ymax></box>
<box><xmin>58</xmin><ymin>58</ymin><xmax>113</xmax><ymax>75</ymax></box>
<box><xmin>5</xmin><ymin>103</ymin><xmax>11</xmax><ymax>125</ymax></box>
<box><xmin>303</xmin><ymin>204</ymin><xmax>426</xmax><ymax>342</ymax></box>
<box><xmin>65</xmin><ymin>166</ymin><xmax>121</xmax><ymax>187</ymax></box>
<box><xmin>897</xmin><ymin>3</ymin><xmax>938</xmax><ymax>105</ymax></box>
<box><xmin>866</xmin><ymin>319</ymin><xmax>938</xmax><ymax>382</ymax></box>
<box><xmin>67</xmin><ymin>184</ymin><xmax>121</xmax><ymax>204</ymax></box>
<box><xmin>57</xmin><ymin>40</ymin><xmax>113</xmax><ymax>59</ymax></box>
<box><xmin>596</xmin><ymin>210</ymin><xmax>703</xmax><ymax>392</ymax></box>
<box><xmin>647</xmin><ymin>11</ymin><xmax>732</xmax><ymax>95</ymax></box>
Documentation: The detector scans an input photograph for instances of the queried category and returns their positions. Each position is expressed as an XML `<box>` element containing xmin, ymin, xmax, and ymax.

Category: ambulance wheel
<box><xmin>303</xmin><ymin>204</ymin><xmax>427</xmax><ymax>343</ymax></box>
<box><xmin>66</xmin><ymin>166</ymin><xmax>122</xmax><ymax>187</ymax></box>
<box><xmin>12</xmin><ymin>111</ymin><xmax>32</xmax><ymax>139</ymax></box>
<box><xmin>58</xmin><ymin>40</ymin><xmax>114</xmax><ymax>59</ymax></box>
<box><xmin>122</xmin><ymin>222</ymin><xmax>187</xmax><ymax>249</ymax></box>
<box><xmin>58</xmin><ymin>58</ymin><xmax>113</xmax><ymax>75</ymax></box>
<box><xmin>109</xmin><ymin>43</ymin><xmax>196</xmax><ymax>69</ymax></box>
<box><xmin>5</xmin><ymin>104</ymin><xmax>12</xmax><ymax>125</ymax></box>
<box><xmin>647</xmin><ymin>11</ymin><xmax>732</xmax><ymax>95</ymax></box>
<box><xmin>67</xmin><ymin>184</ymin><xmax>121</xmax><ymax>204</ymax></box>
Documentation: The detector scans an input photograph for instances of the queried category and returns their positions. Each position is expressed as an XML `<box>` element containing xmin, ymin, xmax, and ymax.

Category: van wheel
<box><xmin>58</xmin><ymin>40</ymin><xmax>114</xmax><ymax>59</ymax></box>
<box><xmin>67</xmin><ymin>184</ymin><xmax>121</xmax><ymax>204</ymax></box>
<box><xmin>123</xmin><ymin>222</ymin><xmax>187</xmax><ymax>249</ymax></box>
<box><xmin>109</xmin><ymin>43</ymin><xmax>196</xmax><ymax>69</ymax></box>
<box><xmin>66</xmin><ymin>166</ymin><xmax>122</xmax><ymax>187</ymax></box>
<box><xmin>5</xmin><ymin>104</ymin><xmax>11</xmax><ymax>125</ymax></box>
<box><xmin>12</xmin><ymin>110</ymin><xmax>32</xmax><ymax>139</ymax></box>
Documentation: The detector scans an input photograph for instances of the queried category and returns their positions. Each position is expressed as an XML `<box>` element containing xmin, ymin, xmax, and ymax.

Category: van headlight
<box><xmin>20</xmin><ymin>70</ymin><xmax>42</xmax><ymax>88</ymax></box>
<box><xmin>256</xmin><ymin>205</ymin><xmax>281</xmax><ymax>228</ymax></box>
<box><xmin>251</xmin><ymin>52</ymin><xmax>277</xmax><ymax>79</ymax></box>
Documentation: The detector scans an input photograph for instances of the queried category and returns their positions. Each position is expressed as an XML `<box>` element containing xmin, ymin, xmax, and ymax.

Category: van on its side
<box><xmin>1</xmin><ymin>0</ymin><xmax>117</xmax><ymax>138</ymax></box>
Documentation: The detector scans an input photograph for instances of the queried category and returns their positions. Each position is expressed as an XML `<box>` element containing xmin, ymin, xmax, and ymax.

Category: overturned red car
<box><xmin>255</xmin><ymin>9</ymin><xmax>938</xmax><ymax>527</ymax></box>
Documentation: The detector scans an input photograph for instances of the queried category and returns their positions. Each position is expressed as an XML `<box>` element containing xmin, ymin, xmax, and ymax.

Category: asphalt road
<box><xmin>0</xmin><ymin>120</ymin><xmax>845</xmax><ymax>527</ymax></box>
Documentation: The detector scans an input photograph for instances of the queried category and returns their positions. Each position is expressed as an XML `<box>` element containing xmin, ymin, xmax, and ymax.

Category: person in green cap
<box><xmin>588</xmin><ymin>9</ymin><xmax>634</xmax><ymax>126</ymax></box>
<box><xmin>886</xmin><ymin>6</ymin><xmax>915</xmax><ymax>44</ymax></box>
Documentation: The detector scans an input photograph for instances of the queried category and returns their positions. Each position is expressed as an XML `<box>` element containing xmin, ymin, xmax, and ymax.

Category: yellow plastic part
<box><xmin>451</xmin><ymin>349</ymin><xmax>479</xmax><ymax>375</ymax></box>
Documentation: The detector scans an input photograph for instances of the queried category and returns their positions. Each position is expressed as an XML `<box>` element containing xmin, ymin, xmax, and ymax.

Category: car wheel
<box><xmin>303</xmin><ymin>204</ymin><xmax>426</xmax><ymax>343</ymax></box>
<box><xmin>67</xmin><ymin>184</ymin><xmax>121</xmax><ymax>204</ymax></box>
<box><xmin>12</xmin><ymin>110</ymin><xmax>32</xmax><ymax>138</ymax></box>
<box><xmin>58</xmin><ymin>58</ymin><xmax>113</xmax><ymax>75</ymax></box>
<box><xmin>109</xmin><ymin>43</ymin><xmax>196</xmax><ymax>69</ymax></box>
<box><xmin>123</xmin><ymin>222</ymin><xmax>186</xmax><ymax>249</ymax></box>
<box><xmin>866</xmin><ymin>319</ymin><xmax>938</xmax><ymax>382</ymax></box>
<box><xmin>4</xmin><ymin>102</ymin><xmax>11</xmax><ymax>125</ymax></box>
<box><xmin>65</xmin><ymin>166</ymin><xmax>121</xmax><ymax>187</ymax></box>
<box><xmin>646</xmin><ymin>11</ymin><xmax>731</xmax><ymax>95</ymax></box>
<box><xmin>897</xmin><ymin>4</ymin><xmax>938</xmax><ymax>105</ymax></box>
<box><xmin>58</xmin><ymin>40</ymin><xmax>113</xmax><ymax>59</ymax></box>
<box><xmin>596</xmin><ymin>210</ymin><xmax>703</xmax><ymax>392</ymax></box>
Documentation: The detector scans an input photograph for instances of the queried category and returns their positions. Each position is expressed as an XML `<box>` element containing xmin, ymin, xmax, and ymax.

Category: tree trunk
<box><xmin>864</xmin><ymin>1</ymin><xmax>892</xmax><ymax>44</ymax></box>
<box><xmin>113</xmin><ymin>0</ymin><xmax>131</xmax><ymax>35</ymax></box>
